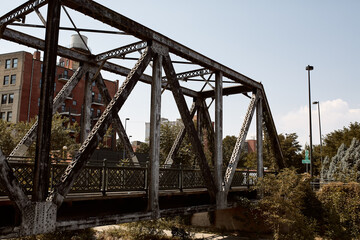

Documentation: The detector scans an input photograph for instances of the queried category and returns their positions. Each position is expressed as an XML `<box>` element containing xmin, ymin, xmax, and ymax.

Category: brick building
<box><xmin>0</xmin><ymin>50</ymin><xmax>119</xmax><ymax>138</ymax></box>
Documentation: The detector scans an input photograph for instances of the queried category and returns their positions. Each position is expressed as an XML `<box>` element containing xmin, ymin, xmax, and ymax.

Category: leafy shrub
<box><xmin>255</xmin><ymin>169</ymin><xmax>317</xmax><ymax>239</ymax></box>
<box><xmin>317</xmin><ymin>182</ymin><xmax>360</xmax><ymax>239</ymax></box>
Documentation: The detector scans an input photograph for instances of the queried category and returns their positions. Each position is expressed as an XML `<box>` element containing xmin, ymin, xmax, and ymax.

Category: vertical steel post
<box><xmin>256</xmin><ymin>93</ymin><xmax>264</xmax><ymax>178</ymax></box>
<box><xmin>215</xmin><ymin>71</ymin><xmax>225</xmax><ymax>208</ymax></box>
<box><xmin>147</xmin><ymin>53</ymin><xmax>162</xmax><ymax>218</ymax></box>
<box><xmin>33</xmin><ymin>0</ymin><xmax>61</xmax><ymax>202</ymax></box>
<box><xmin>81</xmin><ymin>72</ymin><xmax>92</xmax><ymax>143</ymax></box>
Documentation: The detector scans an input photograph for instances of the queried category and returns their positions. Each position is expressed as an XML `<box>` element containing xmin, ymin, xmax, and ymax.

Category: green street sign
<box><xmin>302</xmin><ymin>150</ymin><xmax>310</xmax><ymax>164</ymax></box>
<box><xmin>302</xmin><ymin>159</ymin><xmax>310</xmax><ymax>164</ymax></box>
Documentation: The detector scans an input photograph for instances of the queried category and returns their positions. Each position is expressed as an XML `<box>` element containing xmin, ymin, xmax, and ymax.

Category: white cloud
<box><xmin>278</xmin><ymin>99</ymin><xmax>360</xmax><ymax>146</ymax></box>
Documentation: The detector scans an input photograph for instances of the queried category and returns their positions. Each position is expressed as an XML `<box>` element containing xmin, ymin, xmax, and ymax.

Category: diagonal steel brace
<box><xmin>48</xmin><ymin>47</ymin><xmax>154</xmax><ymax>207</ymax></box>
<box><xmin>223</xmin><ymin>92</ymin><xmax>259</xmax><ymax>194</ymax></box>
<box><xmin>10</xmin><ymin>65</ymin><xmax>89</xmax><ymax>157</ymax></box>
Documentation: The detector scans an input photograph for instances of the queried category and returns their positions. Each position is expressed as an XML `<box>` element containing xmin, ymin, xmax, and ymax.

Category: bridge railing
<box><xmin>0</xmin><ymin>156</ymin><xmax>267</xmax><ymax>197</ymax></box>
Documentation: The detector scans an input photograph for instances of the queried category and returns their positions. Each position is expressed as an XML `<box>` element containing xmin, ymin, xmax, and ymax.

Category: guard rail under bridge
<box><xmin>0</xmin><ymin>0</ymin><xmax>285</xmax><ymax>238</ymax></box>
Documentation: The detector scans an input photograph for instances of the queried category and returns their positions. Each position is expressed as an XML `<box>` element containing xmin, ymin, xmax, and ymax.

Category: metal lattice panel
<box><xmin>0</xmin><ymin>182</ymin><xmax>6</xmax><ymax>196</ymax></box>
<box><xmin>159</xmin><ymin>168</ymin><xmax>179</xmax><ymax>190</ymax></box>
<box><xmin>106</xmin><ymin>167</ymin><xmax>145</xmax><ymax>191</ymax></box>
<box><xmin>70</xmin><ymin>166</ymin><xmax>102</xmax><ymax>193</ymax></box>
<box><xmin>11</xmin><ymin>162</ymin><xmax>34</xmax><ymax>194</ymax></box>
<box><xmin>230</xmin><ymin>171</ymin><xmax>246</xmax><ymax>187</ymax></box>
<box><xmin>182</xmin><ymin>169</ymin><xmax>206</xmax><ymax>189</ymax></box>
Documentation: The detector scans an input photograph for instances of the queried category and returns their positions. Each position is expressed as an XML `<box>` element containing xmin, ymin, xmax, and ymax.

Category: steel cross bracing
<box><xmin>95</xmin><ymin>41</ymin><xmax>148</xmax><ymax>62</ymax></box>
<box><xmin>0</xmin><ymin>0</ymin><xmax>285</xmax><ymax>237</ymax></box>
<box><xmin>0</xmin><ymin>0</ymin><xmax>48</xmax><ymax>27</ymax></box>
<box><xmin>162</xmin><ymin>68</ymin><xmax>212</xmax><ymax>82</ymax></box>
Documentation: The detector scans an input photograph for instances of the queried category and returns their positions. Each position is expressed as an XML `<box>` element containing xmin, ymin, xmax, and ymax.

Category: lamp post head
<box><xmin>306</xmin><ymin>65</ymin><xmax>314</xmax><ymax>71</ymax></box>
<box><xmin>313</xmin><ymin>101</ymin><xmax>319</xmax><ymax>105</ymax></box>
<box><xmin>125</xmin><ymin>118</ymin><xmax>130</xmax><ymax>121</ymax></box>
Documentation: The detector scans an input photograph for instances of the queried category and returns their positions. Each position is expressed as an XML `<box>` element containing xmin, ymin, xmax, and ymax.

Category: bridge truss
<box><xmin>0</xmin><ymin>0</ymin><xmax>285</xmax><ymax>238</ymax></box>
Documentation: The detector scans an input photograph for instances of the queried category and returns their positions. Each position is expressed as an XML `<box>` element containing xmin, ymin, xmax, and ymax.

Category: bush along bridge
<box><xmin>0</xmin><ymin>0</ymin><xmax>285</xmax><ymax>238</ymax></box>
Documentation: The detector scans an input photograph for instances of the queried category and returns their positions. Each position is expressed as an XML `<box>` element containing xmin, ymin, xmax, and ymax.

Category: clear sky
<box><xmin>1</xmin><ymin>1</ymin><xmax>359</xmax><ymax>147</ymax></box>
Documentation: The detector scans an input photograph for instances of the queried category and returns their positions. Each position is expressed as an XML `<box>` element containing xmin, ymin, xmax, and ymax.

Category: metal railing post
<box><xmin>179</xmin><ymin>163</ymin><xmax>183</xmax><ymax>192</ymax></box>
<box><xmin>144</xmin><ymin>161</ymin><xmax>149</xmax><ymax>191</ymax></box>
<box><xmin>101</xmin><ymin>158</ymin><xmax>107</xmax><ymax>196</ymax></box>
<box><xmin>246</xmin><ymin>168</ymin><xmax>250</xmax><ymax>189</ymax></box>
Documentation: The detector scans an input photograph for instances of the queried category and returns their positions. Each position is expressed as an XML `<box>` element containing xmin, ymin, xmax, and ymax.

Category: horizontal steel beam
<box><xmin>200</xmin><ymin>85</ymin><xmax>252</xmax><ymax>99</ymax></box>
<box><xmin>61</xmin><ymin>0</ymin><xmax>262</xmax><ymax>89</ymax></box>
<box><xmin>95</xmin><ymin>41</ymin><xmax>147</xmax><ymax>62</ymax></box>
<box><xmin>162</xmin><ymin>68</ymin><xmax>211</xmax><ymax>82</ymax></box>
<box><xmin>9</xmin><ymin>23</ymin><xmax>127</xmax><ymax>34</ymax></box>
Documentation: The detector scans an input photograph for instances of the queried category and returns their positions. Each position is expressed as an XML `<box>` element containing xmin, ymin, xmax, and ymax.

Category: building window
<box><xmin>38</xmin><ymin>98</ymin><xmax>40</xmax><ymax>107</ymax></box>
<box><xmin>10</xmin><ymin>75</ymin><xmax>16</xmax><ymax>84</ymax></box>
<box><xmin>3</xmin><ymin>75</ymin><xmax>9</xmax><ymax>85</ymax></box>
<box><xmin>71</xmin><ymin>117</ymin><xmax>76</xmax><ymax>123</ymax></box>
<box><xmin>7</xmin><ymin>111</ymin><xmax>12</xmax><ymax>122</ymax></box>
<box><xmin>98</xmin><ymin>93</ymin><xmax>102</xmax><ymax>102</ymax></box>
<box><xmin>61</xmin><ymin>103</ymin><xmax>66</xmax><ymax>111</ymax></box>
<box><xmin>54</xmin><ymin>82</ymin><xmax>56</xmax><ymax>92</ymax></box>
<box><xmin>90</xmin><ymin>108</ymin><xmax>94</xmax><ymax>117</ymax></box>
<box><xmin>8</xmin><ymin>93</ymin><xmax>14</xmax><ymax>104</ymax></box>
<box><xmin>40</xmin><ymin>64</ymin><xmax>43</xmax><ymax>72</ymax></box>
<box><xmin>1</xmin><ymin>94</ymin><xmax>7</xmax><ymax>104</ymax></box>
<box><xmin>0</xmin><ymin>112</ymin><xmax>5</xmax><ymax>121</ymax></box>
<box><xmin>72</xmin><ymin>100</ymin><xmax>76</xmax><ymax>106</ymax></box>
<box><xmin>64</xmin><ymin>70</ymin><xmax>68</xmax><ymax>78</ymax></box>
<box><xmin>39</xmin><ymin>79</ymin><xmax>42</xmax><ymax>88</ymax></box>
<box><xmin>92</xmin><ymin>81</ymin><xmax>95</xmax><ymax>87</ymax></box>
<box><xmin>97</xmin><ymin>109</ymin><xmax>101</xmax><ymax>117</ymax></box>
<box><xmin>12</xmin><ymin>58</ymin><xmax>18</xmax><ymax>68</ymax></box>
<box><xmin>5</xmin><ymin>59</ymin><xmax>11</xmax><ymax>69</ymax></box>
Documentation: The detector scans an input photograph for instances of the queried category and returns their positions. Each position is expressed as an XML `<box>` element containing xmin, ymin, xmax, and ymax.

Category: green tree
<box><xmin>264</xmin><ymin>133</ymin><xmax>303</xmax><ymax>171</ymax></box>
<box><xmin>321</xmin><ymin>138</ymin><xmax>360</xmax><ymax>182</ymax></box>
<box><xmin>323</xmin><ymin>122</ymin><xmax>360</xmax><ymax>159</ymax></box>
<box><xmin>0</xmin><ymin>113</ymin><xmax>79</xmax><ymax>157</ymax></box>
<box><xmin>222</xmin><ymin>135</ymin><xmax>236</xmax><ymax>167</ymax></box>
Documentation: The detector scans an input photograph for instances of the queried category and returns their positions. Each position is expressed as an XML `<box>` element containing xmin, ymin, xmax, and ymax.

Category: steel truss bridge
<box><xmin>0</xmin><ymin>0</ymin><xmax>285</xmax><ymax>238</ymax></box>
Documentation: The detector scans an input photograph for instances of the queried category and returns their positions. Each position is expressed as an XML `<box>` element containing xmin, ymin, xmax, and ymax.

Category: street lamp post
<box><xmin>123</xmin><ymin>118</ymin><xmax>130</xmax><ymax>160</ymax></box>
<box><xmin>313</xmin><ymin>101</ymin><xmax>323</xmax><ymax>166</ymax></box>
<box><xmin>306</xmin><ymin>65</ymin><xmax>314</xmax><ymax>177</ymax></box>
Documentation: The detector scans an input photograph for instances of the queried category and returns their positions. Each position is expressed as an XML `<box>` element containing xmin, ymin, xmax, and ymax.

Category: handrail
<box><xmin>0</xmin><ymin>157</ymin><xmax>261</xmax><ymax>197</ymax></box>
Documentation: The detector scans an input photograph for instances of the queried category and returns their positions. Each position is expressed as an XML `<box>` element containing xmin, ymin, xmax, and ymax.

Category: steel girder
<box><xmin>0</xmin><ymin>0</ymin><xmax>286</xmax><ymax>236</ymax></box>
<box><xmin>33</xmin><ymin>0</ymin><xmax>62</xmax><ymax>202</ymax></box>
